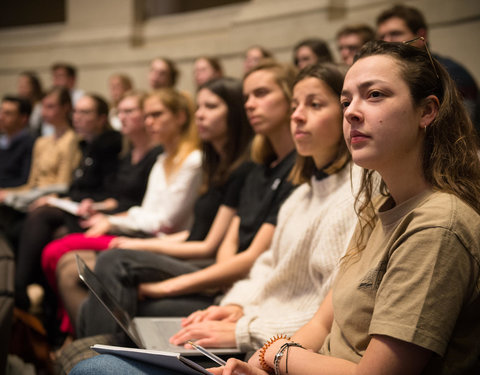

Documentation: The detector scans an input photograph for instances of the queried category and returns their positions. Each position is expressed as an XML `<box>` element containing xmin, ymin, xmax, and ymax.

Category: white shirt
<box><xmin>108</xmin><ymin>149</ymin><xmax>202</xmax><ymax>235</ymax></box>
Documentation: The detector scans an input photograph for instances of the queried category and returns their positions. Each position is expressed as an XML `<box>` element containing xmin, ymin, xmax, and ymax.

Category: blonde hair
<box><xmin>146</xmin><ymin>88</ymin><xmax>199</xmax><ymax>174</ymax></box>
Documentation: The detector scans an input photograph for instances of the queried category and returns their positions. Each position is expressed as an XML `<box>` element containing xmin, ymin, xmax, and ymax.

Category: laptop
<box><xmin>76</xmin><ymin>254</ymin><xmax>241</xmax><ymax>356</ymax></box>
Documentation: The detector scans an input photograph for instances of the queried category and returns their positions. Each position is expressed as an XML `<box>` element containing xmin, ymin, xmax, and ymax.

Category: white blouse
<box><xmin>108</xmin><ymin>149</ymin><xmax>202</xmax><ymax>236</ymax></box>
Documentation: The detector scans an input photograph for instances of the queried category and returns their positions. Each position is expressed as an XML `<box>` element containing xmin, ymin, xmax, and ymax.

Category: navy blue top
<box><xmin>0</xmin><ymin>129</ymin><xmax>36</xmax><ymax>188</ymax></box>
<box><xmin>433</xmin><ymin>53</ymin><xmax>479</xmax><ymax>131</ymax></box>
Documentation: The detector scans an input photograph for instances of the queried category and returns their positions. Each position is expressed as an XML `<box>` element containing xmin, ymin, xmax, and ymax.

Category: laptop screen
<box><xmin>75</xmin><ymin>254</ymin><xmax>144</xmax><ymax>348</ymax></box>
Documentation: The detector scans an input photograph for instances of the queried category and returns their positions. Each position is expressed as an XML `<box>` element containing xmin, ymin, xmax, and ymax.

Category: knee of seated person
<box><xmin>95</xmin><ymin>248</ymin><xmax>123</xmax><ymax>271</ymax></box>
<box><xmin>27</xmin><ymin>204</ymin><xmax>51</xmax><ymax>219</ymax></box>
<box><xmin>41</xmin><ymin>240</ymin><xmax>60</xmax><ymax>270</ymax></box>
<box><xmin>94</xmin><ymin>249</ymin><xmax>138</xmax><ymax>286</ymax></box>
<box><xmin>57</xmin><ymin>255</ymin><xmax>81</xmax><ymax>287</ymax></box>
<box><xmin>69</xmin><ymin>354</ymin><xmax>116</xmax><ymax>374</ymax></box>
<box><xmin>56</xmin><ymin>251</ymin><xmax>78</xmax><ymax>270</ymax></box>
<box><xmin>53</xmin><ymin>225</ymin><xmax>69</xmax><ymax>239</ymax></box>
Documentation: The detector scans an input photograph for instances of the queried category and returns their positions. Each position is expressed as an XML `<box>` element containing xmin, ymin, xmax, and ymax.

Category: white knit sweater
<box><xmin>220</xmin><ymin>164</ymin><xmax>360</xmax><ymax>351</ymax></box>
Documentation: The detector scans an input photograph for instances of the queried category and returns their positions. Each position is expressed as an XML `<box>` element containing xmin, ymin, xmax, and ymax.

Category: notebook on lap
<box><xmin>75</xmin><ymin>254</ymin><xmax>241</xmax><ymax>356</ymax></box>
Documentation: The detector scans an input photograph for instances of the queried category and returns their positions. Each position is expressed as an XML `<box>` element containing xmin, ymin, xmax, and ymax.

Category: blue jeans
<box><xmin>70</xmin><ymin>354</ymin><xmax>184</xmax><ymax>375</ymax></box>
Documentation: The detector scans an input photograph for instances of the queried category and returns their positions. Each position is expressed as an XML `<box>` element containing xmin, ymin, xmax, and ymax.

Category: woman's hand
<box><xmin>169</xmin><ymin>320</ymin><xmax>237</xmax><ymax>348</ymax></box>
<box><xmin>28</xmin><ymin>195</ymin><xmax>51</xmax><ymax>211</ymax></box>
<box><xmin>0</xmin><ymin>189</ymin><xmax>7</xmax><ymax>203</ymax></box>
<box><xmin>108</xmin><ymin>236</ymin><xmax>147</xmax><ymax>250</ymax></box>
<box><xmin>181</xmin><ymin>305</ymin><xmax>244</xmax><ymax>327</ymax></box>
<box><xmin>77</xmin><ymin>198</ymin><xmax>95</xmax><ymax>217</ymax></box>
<box><xmin>82</xmin><ymin>214</ymin><xmax>112</xmax><ymax>237</ymax></box>
<box><xmin>79</xmin><ymin>213</ymin><xmax>103</xmax><ymax>228</ymax></box>
<box><xmin>246</xmin><ymin>349</ymin><xmax>263</xmax><ymax>370</ymax></box>
<box><xmin>208</xmin><ymin>358</ymin><xmax>269</xmax><ymax>375</ymax></box>
<box><xmin>138</xmin><ymin>274</ymin><xmax>190</xmax><ymax>299</ymax></box>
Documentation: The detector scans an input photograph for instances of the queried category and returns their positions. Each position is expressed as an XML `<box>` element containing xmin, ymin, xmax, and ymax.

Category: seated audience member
<box><xmin>13</xmin><ymin>93</ymin><xmax>122</xmax><ymax>312</ymax></box>
<box><xmin>148</xmin><ymin>57</ymin><xmax>179</xmax><ymax>90</ymax></box>
<box><xmin>43</xmin><ymin>78</ymin><xmax>252</xmax><ymax>337</ymax></box>
<box><xmin>107</xmin><ymin>73</ymin><xmax>134</xmax><ymax>131</ymax></box>
<box><xmin>100</xmin><ymin>77</ymin><xmax>254</xmax><ymax>257</ymax></box>
<box><xmin>19</xmin><ymin>91</ymin><xmax>160</xmax><ymax>335</ymax></box>
<box><xmin>0</xmin><ymin>96</ymin><xmax>35</xmax><ymax>189</ymax></box>
<box><xmin>293</xmin><ymin>38</ymin><xmax>333</xmax><ymax>70</ymax></box>
<box><xmin>36</xmin><ymin>89</ymin><xmax>201</xmax><ymax>336</ymax></box>
<box><xmin>243</xmin><ymin>45</ymin><xmax>273</xmax><ymax>73</ymax></box>
<box><xmin>169</xmin><ymin>63</ymin><xmax>360</xmax><ymax>353</ymax></box>
<box><xmin>51</xmin><ymin>62</ymin><xmax>85</xmax><ymax>106</ymax></box>
<box><xmin>376</xmin><ymin>4</ymin><xmax>480</xmax><ymax>131</ymax></box>
<box><xmin>0</xmin><ymin>87</ymin><xmax>80</xmax><ymax>211</ymax></box>
<box><xmin>17</xmin><ymin>71</ymin><xmax>45</xmax><ymax>134</ymax></box>
<box><xmin>49</xmin><ymin>88</ymin><xmax>201</xmax><ymax>241</ymax></box>
<box><xmin>70</xmin><ymin>60</ymin><xmax>297</xmax><ymax>351</ymax></box>
<box><xmin>75</xmin><ymin>39</ymin><xmax>480</xmax><ymax>375</ymax></box>
<box><xmin>193</xmin><ymin>56</ymin><xmax>224</xmax><ymax>88</ymax></box>
<box><xmin>0</xmin><ymin>88</ymin><xmax>81</xmax><ymax>250</ymax></box>
<box><xmin>336</xmin><ymin>24</ymin><xmax>375</xmax><ymax>66</ymax></box>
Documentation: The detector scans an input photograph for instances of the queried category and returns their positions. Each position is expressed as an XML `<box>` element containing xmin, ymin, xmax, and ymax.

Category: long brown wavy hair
<box><xmin>346</xmin><ymin>40</ymin><xmax>480</xmax><ymax>259</ymax></box>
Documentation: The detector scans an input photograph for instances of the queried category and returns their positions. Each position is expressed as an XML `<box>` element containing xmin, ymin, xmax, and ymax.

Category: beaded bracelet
<box><xmin>273</xmin><ymin>342</ymin><xmax>305</xmax><ymax>375</ymax></box>
<box><xmin>258</xmin><ymin>334</ymin><xmax>289</xmax><ymax>372</ymax></box>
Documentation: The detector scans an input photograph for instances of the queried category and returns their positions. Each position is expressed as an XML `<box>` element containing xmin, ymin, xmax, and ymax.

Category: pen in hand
<box><xmin>186</xmin><ymin>340</ymin><xmax>227</xmax><ymax>366</ymax></box>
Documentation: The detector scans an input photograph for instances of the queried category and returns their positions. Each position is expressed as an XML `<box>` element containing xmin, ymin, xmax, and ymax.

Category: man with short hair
<box><xmin>51</xmin><ymin>62</ymin><xmax>85</xmax><ymax>105</ymax></box>
<box><xmin>148</xmin><ymin>57</ymin><xmax>179</xmax><ymax>89</ymax></box>
<box><xmin>293</xmin><ymin>38</ymin><xmax>333</xmax><ymax>70</ymax></box>
<box><xmin>0</xmin><ymin>96</ymin><xmax>35</xmax><ymax>250</ymax></box>
<box><xmin>376</xmin><ymin>4</ymin><xmax>479</xmax><ymax>130</ymax></box>
<box><xmin>336</xmin><ymin>24</ymin><xmax>375</xmax><ymax>66</ymax></box>
<box><xmin>0</xmin><ymin>96</ymin><xmax>35</xmax><ymax>189</ymax></box>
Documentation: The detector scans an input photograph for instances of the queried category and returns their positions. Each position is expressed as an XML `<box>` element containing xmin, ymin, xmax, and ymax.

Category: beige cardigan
<box><xmin>6</xmin><ymin>128</ymin><xmax>81</xmax><ymax>193</ymax></box>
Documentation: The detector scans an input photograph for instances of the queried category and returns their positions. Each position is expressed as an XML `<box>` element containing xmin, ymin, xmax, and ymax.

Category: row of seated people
<box><xmin>63</xmin><ymin>40</ymin><xmax>480</xmax><ymax>375</ymax></box>
<box><xmin>2</xmin><ymin>64</ymin><xmax>292</xmax><ymax>347</ymax></box>
<box><xmin>3</xmin><ymin>57</ymin><xmax>342</xmax><ymax>372</ymax></box>
<box><xmin>4</xmin><ymin>44</ymin><xmax>478</xmax><ymax>374</ymax></box>
<box><xmin>0</xmin><ymin>4</ymin><xmax>479</xmax><ymax>374</ymax></box>
<box><xmin>7</xmin><ymin>4</ymin><xmax>480</xmax><ymax>146</ymax></box>
<box><xmin>1</xmin><ymin>61</ymin><xmax>296</xmax><ymax>373</ymax></box>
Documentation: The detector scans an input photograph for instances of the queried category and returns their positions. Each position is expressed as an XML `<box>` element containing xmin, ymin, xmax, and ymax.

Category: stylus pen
<box><xmin>187</xmin><ymin>340</ymin><xmax>227</xmax><ymax>366</ymax></box>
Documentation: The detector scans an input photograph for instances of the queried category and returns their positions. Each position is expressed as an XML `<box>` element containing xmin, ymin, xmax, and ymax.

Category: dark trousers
<box><xmin>77</xmin><ymin>249</ymin><xmax>216</xmax><ymax>338</ymax></box>
<box><xmin>15</xmin><ymin>206</ymin><xmax>81</xmax><ymax>293</ymax></box>
<box><xmin>0</xmin><ymin>204</ymin><xmax>25</xmax><ymax>252</ymax></box>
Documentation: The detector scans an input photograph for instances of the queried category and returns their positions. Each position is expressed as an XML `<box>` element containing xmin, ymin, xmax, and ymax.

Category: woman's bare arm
<box><xmin>138</xmin><ymin>222</ymin><xmax>275</xmax><ymax>298</ymax></box>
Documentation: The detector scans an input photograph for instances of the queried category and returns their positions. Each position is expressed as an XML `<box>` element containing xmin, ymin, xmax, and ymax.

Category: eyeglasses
<box><xmin>117</xmin><ymin>107</ymin><xmax>140</xmax><ymax>116</ymax></box>
<box><xmin>144</xmin><ymin>111</ymin><xmax>164</xmax><ymax>120</ymax></box>
<box><xmin>403</xmin><ymin>36</ymin><xmax>439</xmax><ymax>79</ymax></box>
<box><xmin>73</xmin><ymin>109</ymin><xmax>95</xmax><ymax>116</ymax></box>
<box><xmin>338</xmin><ymin>44</ymin><xmax>361</xmax><ymax>52</ymax></box>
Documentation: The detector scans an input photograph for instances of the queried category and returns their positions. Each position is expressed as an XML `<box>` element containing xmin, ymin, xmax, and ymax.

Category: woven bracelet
<box><xmin>258</xmin><ymin>334</ymin><xmax>289</xmax><ymax>372</ymax></box>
